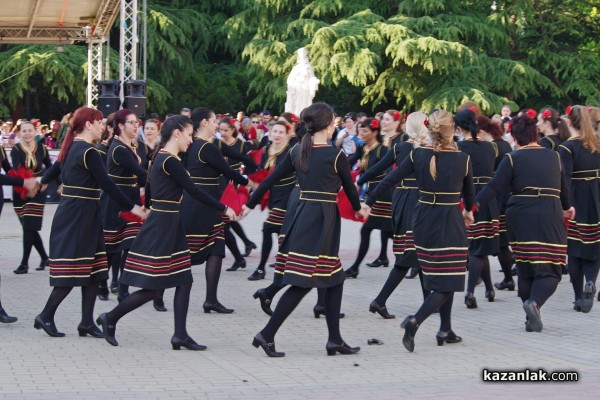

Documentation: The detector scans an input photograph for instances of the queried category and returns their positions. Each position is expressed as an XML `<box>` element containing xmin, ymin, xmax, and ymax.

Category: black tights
<box><xmin>224</xmin><ymin>226</ymin><xmax>244</xmax><ymax>263</ymax></box>
<box><xmin>257</xmin><ymin>225</ymin><xmax>280</xmax><ymax>270</ymax></box>
<box><xmin>39</xmin><ymin>283</ymin><xmax>99</xmax><ymax>327</ymax></box>
<box><xmin>21</xmin><ymin>229</ymin><xmax>48</xmax><ymax>266</ymax></box>
<box><xmin>205</xmin><ymin>255</ymin><xmax>224</xmax><ymax>304</ymax></box>
<box><xmin>498</xmin><ymin>246</ymin><xmax>514</xmax><ymax>282</ymax></box>
<box><xmin>372</xmin><ymin>265</ymin><xmax>430</xmax><ymax>305</ymax></box>
<box><xmin>230</xmin><ymin>221</ymin><xmax>252</xmax><ymax>246</ymax></box>
<box><xmin>116</xmin><ymin>250</ymin><xmax>130</xmax><ymax>297</ymax></box>
<box><xmin>108</xmin><ymin>253</ymin><xmax>120</xmax><ymax>283</ymax></box>
<box><xmin>568</xmin><ymin>256</ymin><xmax>600</xmax><ymax>301</ymax></box>
<box><xmin>517</xmin><ymin>273</ymin><xmax>559</xmax><ymax>307</ymax></box>
<box><xmin>414</xmin><ymin>291</ymin><xmax>454</xmax><ymax>332</ymax></box>
<box><xmin>260</xmin><ymin>283</ymin><xmax>345</xmax><ymax>344</ymax></box>
<box><xmin>349</xmin><ymin>226</ymin><xmax>391</xmax><ymax>270</ymax></box>
<box><xmin>466</xmin><ymin>255</ymin><xmax>493</xmax><ymax>294</ymax></box>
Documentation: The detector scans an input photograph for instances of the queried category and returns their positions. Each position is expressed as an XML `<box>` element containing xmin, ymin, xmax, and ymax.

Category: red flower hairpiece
<box><xmin>588</xmin><ymin>106</ymin><xmax>592</xmax><ymax>112</ymax></box>
<box><xmin>424</xmin><ymin>119</ymin><xmax>429</xmax><ymax>128</ymax></box>
<box><xmin>370</xmin><ymin>119</ymin><xmax>380</xmax><ymax>129</ymax></box>
<box><xmin>291</xmin><ymin>114</ymin><xmax>299</xmax><ymax>123</ymax></box>
<box><xmin>565</xmin><ymin>105</ymin><xmax>572</xmax><ymax>115</ymax></box>
<box><xmin>506</xmin><ymin>121</ymin><xmax>512</xmax><ymax>133</ymax></box>
<box><xmin>541</xmin><ymin>109</ymin><xmax>552</xmax><ymax>119</ymax></box>
<box><xmin>468</xmin><ymin>106</ymin><xmax>478</xmax><ymax>113</ymax></box>
<box><xmin>229</xmin><ymin>118</ymin><xmax>236</xmax><ymax>126</ymax></box>
<box><xmin>526</xmin><ymin>109</ymin><xmax>537</xmax><ymax>119</ymax></box>
<box><xmin>393</xmin><ymin>111</ymin><xmax>401</xmax><ymax>121</ymax></box>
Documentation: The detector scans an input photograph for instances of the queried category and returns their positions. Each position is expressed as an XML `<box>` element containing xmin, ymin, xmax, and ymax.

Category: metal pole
<box><xmin>143</xmin><ymin>0</ymin><xmax>147</xmax><ymax>81</ymax></box>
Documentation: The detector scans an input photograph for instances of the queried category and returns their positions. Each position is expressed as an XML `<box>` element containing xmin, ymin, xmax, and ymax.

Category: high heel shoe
<box><xmin>97</xmin><ymin>284</ymin><xmax>109</xmax><ymax>301</ymax></box>
<box><xmin>226</xmin><ymin>260</ymin><xmax>246</xmax><ymax>271</ymax></box>
<box><xmin>109</xmin><ymin>280</ymin><xmax>119</xmax><ymax>294</ymax></box>
<box><xmin>435</xmin><ymin>330</ymin><xmax>462</xmax><ymax>346</ymax></box>
<box><xmin>203</xmin><ymin>301</ymin><xmax>234</xmax><ymax>314</ymax></box>
<box><xmin>494</xmin><ymin>279</ymin><xmax>515</xmax><ymax>291</ymax></box>
<box><xmin>344</xmin><ymin>268</ymin><xmax>358</xmax><ymax>279</ymax></box>
<box><xmin>581</xmin><ymin>281</ymin><xmax>595</xmax><ymax>313</ymax></box>
<box><xmin>522</xmin><ymin>299</ymin><xmax>542</xmax><ymax>332</ymax></box>
<box><xmin>247</xmin><ymin>269</ymin><xmax>265</xmax><ymax>281</ymax></box>
<box><xmin>485</xmin><ymin>290</ymin><xmax>495</xmax><ymax>302</ymax></box>
<box><xmin>253</xmin><ymin>289</ymin><xmax>273</xmax><ymax>316</ymax></box>
<box><xmin>36</xmin><ymin>259</ymin><xmax>49</xmax><ymax>271</ymax></box>
<box><xmin>96</xmin><ymin>313</ymin><xmax>118</xmax><ymax>346</ymax></box>
<box><xmin>464</xmin><ymin>292</ymin><xmax>478</xmax><ymax>309</ymax></box>
<box><xmin>13</xmin><ymin>264</ymin><xmax>28</xmax><ymax>274</ymax></box>
<box><xmin>366</xmin><ymin>258</ymin><xmax>389</xmax><ymax>268</ymax></box>
<box><xmin>369</xmin><ymin>301</ymin><xmax>395</xmax><ymax>319</ymax></box>
<box><xmin>252</xmin><ymin>332</ymin><xmax>285</xmax><ymax>357</ymax></box>
<box><xmin>405</xmin><ymin>267</ymin><xmax>418</xmax><ymax>279</ymax></box>
<box><xmin>171</xmin><ymin>336</ymin><xmax>207</xmax><ymax>351</ymax></box>
<box><xmin>313</xmin><ymin>305</ymin><xmax>345</xmax><ymax>319</ymax></box>
<box><xmin>242</xmin><ymin>242</ymin><xmax>257</xmax><ymax>257</ymax></box>
<box><xmin>400</xmin><ymin>315</ymin><xmax>419</xmax><ymax>352</ymax></box>
<box><xmin>77</xmin><ymin>323</ymin><xmax>105</xmax><ymax>338</ymax></box>
<box><xmin>326</xmin><ymin>341</ymin><xmax>360</xmax><ymax>356</ymax></box>
<box><xmin>34</xmin><ymin>314</ymin><xmax>65</xmax><ymax>337</ymax></box>
<box><xmin>0</xmin><ymin>307</ymin><xmax>18</xmax><ymax>324</ymax></box>
<box><xmin>153</xmin><ymin>299</ymin><xmax>167</xmax><ymax>312</ymax></box>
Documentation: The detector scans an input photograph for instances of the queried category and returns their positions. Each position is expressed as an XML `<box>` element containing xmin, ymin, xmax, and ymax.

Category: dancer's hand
<box><xmin>131</xmin><ymin>205</ymin><xmax>147</xmax><ymax>221</ymax></box>
<box><xmin>239</xmin><ymin>205</ymin><xmax>252</xmax><ymax>220</ymax></box>
<box><xmin>356</xmin><ymin>204</ymin><xmax>370</xmax><ymax>219</ymax></box>
<box><xmin>224</xmin><ymin>206</ymin><xmax>238</xmax><ymax>222</ymax></box>
<box><xmin>246</xmin><ymin>179</ymin><xmax>258</xmax><ymax>190</ymax></box>
<box><xmin>56</xmin><ymin>184</ymin><xmax>63</xmax><ymax>196</ymax></box>
<box><xmin>462</xmin><ymin>210</ymin><xmax>474</xmax><ymax>227</ymax></box>
<box><xmin>23</xmin><ymin>178</ymin><xmax>39</xmax><ymax>198</ymax></box>
<box><xmin>563</xmin><ymin>206</ymin><xmax>575</xmax><ymax>220</ymax></box>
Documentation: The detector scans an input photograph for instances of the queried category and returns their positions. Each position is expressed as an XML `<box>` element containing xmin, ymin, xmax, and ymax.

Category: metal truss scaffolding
<box><xmin>119</xmin><ymin>0</ymin><xmax>138</xmax><ymax>102</ymax></box>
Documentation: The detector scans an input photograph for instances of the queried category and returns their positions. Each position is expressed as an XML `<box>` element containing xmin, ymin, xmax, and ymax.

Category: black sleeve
<box><xmin>539</xmin><ymin>136</ymin><xmax>552</xmax><ymax>150</ymax></box>
<box><xmin>219</xmin><ymin>141</ymin><xmax>259</xmax><ymax>173</ymax></box>
<box><xmin>336</xmin><ymin>151</ymin><xmax>361</xmax><ymax>211</ymax></box>
<box><xmin>42</xmin><ymin>146</ymin><xmax>52</xmax><ymax>169</ymax></box>
<box><xmin>41</xmin><ymin>161</ymin><xmax>62</xmax><ymax>184</ymax></box>
<box><xmin>163</xmin><ymin>156</ymin><xmax>226</xmax><ymax>211</ymax></box>
<box><xmin>246</xmin><ymin>152</ymin><xmax>295</xmax><ymax>209</ymax></box>
<box><xmin>462</xmin><ymin>157</ymin><xmax>475</xmax><ymax>212</ymax></box>
<box><xmin>558</xmin><ymin>145</ymin><xmax>573</xmax><ymax>205</ymax></box>
<box><xmin>366</xmin><ymin>154</ymin><xmax>414</xmax><ymax>206</ymax></box>
<box><xmin>0</xmin><ymin>174</ymin><xmax>23</xmax><ymax>186</ymax></box>
<box><xmin>347</xmin><ymin>144</ymin><xmax>363</xmax><ymax>167</ymax></box>
<box><xmin>1</xmin><ymin>159</ymin><xmax>10</xmax><ymax>173</ymax></box>
<box><xmin>10</xmin><ymin>147</ymin><xmax>22</xmax><ymax>170</ymax></box>
<box><xmin>356</xmin><ymin>147</ymin><xmax>395</xmax><ymax>185</ymax></box>
<box><xmin>86</xmin><ymin>149</ymin><xmax>135</xmax><ymax>211</ymax></box>
<box><xmin>113</xmin><ymin>146</ymin><xmax>148</xmax><ymax>187</ymax></box>
<box><xmin>558</xmin><ymin>152</ymin><xmax>571</xmax><ymax>210</ymax></box>
<box><xmin>201</xmin><ymin>144</ymin><xmax>248</xmax><ymax>186</ymax></box>
<box><xmin>476</xmin><ymin>155</ymin><xmax>513</xmax><ymax>207</ymax></box>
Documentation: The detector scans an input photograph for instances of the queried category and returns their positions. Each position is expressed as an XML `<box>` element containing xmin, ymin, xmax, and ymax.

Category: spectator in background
<box><xmin>335</xmin><ymin>112</ymin><xmax>361</xmax><ymax>157</ymax></box>
<box><xmin>501</xmin><ymin>105</ymin><xmax>512</xmax><ymax>119</ymax></box>
<box><xmin>180</xmin><ymin>108</ymin><xmax>191</xmax><ymax>117</ymax></box>
<box><xmin>356</xmin><ymin>112</ymin><xmax>368</xmax><ymax>123</ymax></box>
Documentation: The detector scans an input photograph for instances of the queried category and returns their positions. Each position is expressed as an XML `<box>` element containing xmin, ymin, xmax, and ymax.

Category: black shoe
<box><xmin>242</xmin><ymin>242</ymin><xmax>257</xmax><ymax>257</ymax></box>
<box><xmin>465</xmin><ymin>292</ymin><xmax>478</xmax><ymax>309</ymax></box>
<box><xmin>0</xmin><ymin>307</ymin><xmax>18</xmax><ymax>324</ymax></box>
<box><xmin>36</xmin><ymin>259</ymin><xmax>49</xmax><ymax>271</ymax></box>
<box><xmin>153</xmin><ymin>300</ymin><xmax>167</xmax><ymax>312</ymax></box>
<box><xmin>573</xmin><ymin>300</ymin><xmax>582</xmax><ymax>312</ymax></box>
<box><xmin>96</xmin><ymin>313</ymin><xmax>118</xmax><ymax>346</ymax></box>
<box><xmin>523</xmin><ymin>299</ymin><xmax>542</xmax><ymax>332</ymax></box>
<box><xmin>400</xmin><ymin>315</ymin><xmax>419</xmax><ymax>352</ymax></box>
<box><xmin>562</xmin><ymin>265</ymin><xmax>569</xmax><ymax>275</ymax></box>
<box><xmin>313</xmin><ymin>305</ymin><xmax>344</xmax><ymax>319</ymax></box>
<box><xmin>511</xmin><ymin>266</ymin><xmax>518</xmax><ymax>276</ymax></box>
<box><xmin>109</xmin><ymin>280</ymin><xmax>119</xmax><ymax>294</ymax></box>
<box><xmin>436</xmin><ymin>330</ymin><xmax>463</xmax><ymax>346</ymax></box>
<box><xmin>203</xmin><ymin>301</ymin><xmax>234</xmax><ymax>314</ymax></box>
<box><xmin>226</xmin><ymin>260</ymin><xmax>246</xmax><ymax>271</ymax></box>
<box><xmin>326</xmin><ymin>341</ymin><xmax>360</xmax><ymax>356</ymax></box>
<box><xmin>405</xmin><ymin>267</ymin><xmax>418</xmax><ymax>279</ymax></box>
<box><xmin>252</xmin><ymin>332</ymin><xmax>285</xmax><ymax>357</ymax></box>
<box><xmin>117</xmin><ymin>292</ymin><xmax>130</xmax><ymax>303</ymax></box>
<box><xmin>97</xmin><ymin>285</ymin><xmax>109</xmax><ymax>301</ymax></box>
<box><xmin>581</xmin><ymin>281</ymin><xmax>595</xmax><ymax>313</ymax></box>
<box><xmin>494</xmin><ymin>279</ymin><xmax>515</xmax><ymax>291</ymax></box>
<box><xmin>171</xmin><ymin>336</ymin><xmax>207</xmax><ymax>351</ymax></box>
<box><xmin>34</xmin><ymin>314</ymin><xmax>65</xmax><ymax>337</ymax></box>
<box><xmin>77</xmin><ymin>323</ymin><xmax>105</xmax><ymax>338</ymax></box>
<box><xmin>485</xmin><ymin>290</ymin><xmax>495</xmax><ymax>303</ymax></box>
<box><xmin>253</xmin><ymin>289</ymin><xmax>273</xmax><ymax>316</ymax></box>
<box><xmin>366</xmin><ymin>258</ymin><xmax>389</xmax><ymax>268</ymax></box>
<box><xmin>369</xmin><ymin>301</ymin><xmax>395</xmax><ymax>319</ymax></box>
<box><xmin>13</xmin><ymin>264</ymin><xmax>28</xmax><ymax>274</ymax></box>
<box><xmin>525</xmin><ymin>321</ymin><xmax>533</xmax><ymax>332</ymax></box>
<box><xmin>344</xmin><ymin>268</ymin><xmax>358</xmax><ymax>279</ymax></box>
<box><xmin>268</xmin><ymin>263</ymin><xmax>276</xmax><ymax>268</ymax></box>
<box><xmin>248</xmin><ymin>269</ymin><xmax>265</xmax><ymax>281</ymax></box>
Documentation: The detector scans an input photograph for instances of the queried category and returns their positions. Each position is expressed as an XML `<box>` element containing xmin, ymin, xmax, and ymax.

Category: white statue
<box><xmin>285</xmin><ymin>47</ymin><xmax>320</xmax><ymax>116</ymax></box>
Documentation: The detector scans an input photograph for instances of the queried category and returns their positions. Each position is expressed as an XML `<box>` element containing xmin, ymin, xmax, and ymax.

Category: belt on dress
<box><xmin>109</xmin><ymin>174</ymin><xmax>138</xmax><ymax>186</ymax></box>
<box><xmin>61</xmin><ymin>185</ymin><xmax>101</xmax><ymax>200</ymax></box>
<box><xmin>473</xmin><ymin>176</ymin><xmax>492</xmax><ymax>185</ymax></box>
<box><xmin>399</xmin><ymin>177</ymin><xmax>418</xmax><ymax>190</ymax></box>
<box><xmin>572</xmin><ymin>170</ymin><xmax>600</xmax><ymax>180</ymax></box>
<box><xmin>418</xmin><ymin>190</ymin><xmax>461</xmax><ymax>205</ymax></box>
<box><xmin>512</xmin><ymin>187</ymin><xmax>560</xmax><ymax>198</ymax></box>
<box><xmin>149</xmin><ymin>199</ymin><xmax>180</xmax><ymax>212</ymax></box>
<box><xmin>299</xmin><ymin>190</ymin><xmax>337</xmax><ymax>203</ymax></box>
<box><xmin>191</xmin><ymin>175</ymin><xmax>221</xmax><ymax>186</ymax></box>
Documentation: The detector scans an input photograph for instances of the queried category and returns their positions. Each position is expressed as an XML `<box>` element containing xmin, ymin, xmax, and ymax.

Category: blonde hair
<box><xmin>428</xmin><ymin>110</ymin><xmax>456</xmax><ymax>180</ymax></box>
<box><xmin>589</xmin><ymin>106</ymin><xmax>600</xmax><ymax>133</ymax></box>
<box><xmin>405</xmin><ymin>112</ymin><xmax>429</xmax><ymax>147</ymax></box>
<box><xmin>569</xmin><ymin>105</ymin><xmax>599</xmax><ymax>154</ymax></box>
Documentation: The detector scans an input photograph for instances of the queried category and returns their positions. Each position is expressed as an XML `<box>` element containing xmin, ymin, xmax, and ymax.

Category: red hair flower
<box><xmin>290</xmin><ymin>114</ymin><xmax>299</xmax><ymax>123</ymax></box>
<box><xmin>526</xmin><ymin>109</ymin><xmax>537</xmax><ymax>119</ymax></box>
<box><xmin>229</xmin><ymin>118</ymin><xmax>236</xmax><ymax>126</ymax></box>
<box><xmin>506</xmin><ymin>121</ymin><xmax>512</xmax><ymax>133</ymax></box>
<box><xmin>370</xmin><ymin>119</ymin><xmax>380</xmax><ymax>129</ymax></box>
<box><xmin>468</xmin><ymin>106</ymin><xmax>478</xmax><ymax>113</ymax></box>
<box><xmin>393</xmin><ymin>111</ymin><xmax>401</xmax><ymax>121</ymax></box>
<box><xmin>423</xmin><ymin>119</ymin><xmax>429</xmax><ymax>128</ymax></box>
<box><xmin>565</xmin><ymin>105</ymin><xmax>572</xmax><ymax>115</ymax></box>
<box><xmin>541</xmin><ymin>109</ymin><xmax>552</xmax><ymax>119</ymax></box>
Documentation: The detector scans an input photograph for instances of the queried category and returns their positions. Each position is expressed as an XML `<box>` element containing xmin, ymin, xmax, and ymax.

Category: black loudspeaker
<box><xmin>124</xmin><ymin>80</ymin><xmax>146</xmax><ymax>118</ymax></box>
<box><xmin>96</xmin><ymin>79</ymin><xmax>121</xmax><ymax>117</ymax></box>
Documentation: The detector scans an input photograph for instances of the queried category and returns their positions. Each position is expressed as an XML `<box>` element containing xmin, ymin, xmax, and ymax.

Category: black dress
<box><xmin>97</xmin><ymin>142</ymin><xmax>109</xmax><ymax>164</ymax></box>
<box><xmin>493</xmin><ymin>139</ymin><xmax>513</xmax><ymax>247</ymax></box>
<box><xmin>135</xmin><ymin>140</ymin><xmax>151</xmax><ymax>171</ymax></box>
<box><xmin>101</xmin><ymin>138</ymin><xmax>147</xmax><ymax>254</ymax></box>
<box><xmin>350</xmin><ymin>142</ymin><xmax>392</xmax><ymax>231</ymax></box>
<box><xmin>11</xmin><ymin>142</ymin><xmax>52</xmax><ymax>231</ymax></box>
<box><xmin>248</xmin><ymin>145</ymin><xmax>360</xmax><ymax>288</ymax></box>
<box><xmin>559</xmin><ymin>138</ymin><xmax>600</xmax><ymax>261</ymax></box>
<box><xmin>458</xmin><ymin>140</ymin><xmax>500</xmax><ymax>256</ymax></box>
<box><xmin>540</xmin><ymin>135</ymin><xmax>562</xmax><ymax>151</ymax></box>
<box><xmin>260</xmin><ymin>144</ymin><xmax>296</xmax><ymax>229</ymax></box>
<box><xmin>357</xmin><ymin>141</ymin><xmax>419</xmax><ymax>267</ymax></box>
<box><xmin>180</xmin><ymin>139</ymin><xmax>248</xmax><ymax>264</ymax></box>
<box><xmin>477</xmin><ymin>145</ymin><xmax>570</xmax><ymax>279</ymax></box>
<box><xmin>367</xmin><ymin>147</ymin><xmax>475</xmax><ymax>292</ymax></box>
<box><xmin>41</xmin><ymin>140</ymin><xmax>135</xmax><ymax>287</ymax></box>
<box><xmin>121</xmin><ymin>150</ymin><xmax>226</xmax><ymax>290</ymax></box>
<box><xmin>0</xmin><ymin>145</ymin><xmax>12</xmax><ymax>216</ymax></box>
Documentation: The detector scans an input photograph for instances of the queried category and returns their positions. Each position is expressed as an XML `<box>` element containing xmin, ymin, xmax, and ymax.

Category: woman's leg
<box><xmin>259</xmin><ymin>285</ymin><xmax>311</xmax><ymax>342</ymax></box>
<box><xmin>346</xmin><ymin>225</ymin><xmax>373</xmax><ymax>274</ymax></box>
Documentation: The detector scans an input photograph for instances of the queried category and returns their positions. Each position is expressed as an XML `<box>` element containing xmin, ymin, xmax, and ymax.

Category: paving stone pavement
<box><xmin>1</xmin><ymin>203</ymin><xmax>599</xmax><ymax>399</ymax></box>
